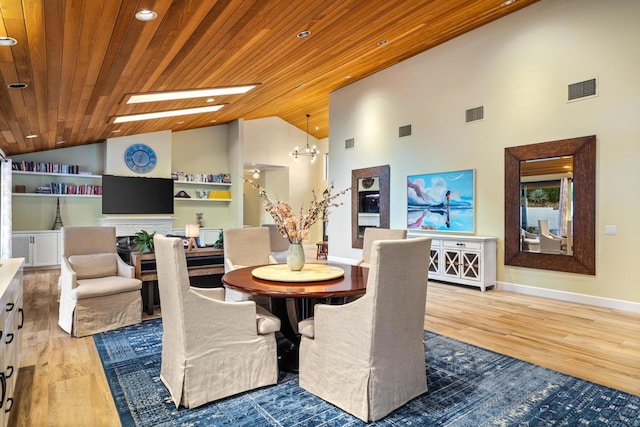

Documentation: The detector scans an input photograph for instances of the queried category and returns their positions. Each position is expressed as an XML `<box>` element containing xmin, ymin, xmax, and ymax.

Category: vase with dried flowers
<box><xmin>245</xmin><ymin>179</ymin><xmax>349</xmax><ymax>271</ymax></box>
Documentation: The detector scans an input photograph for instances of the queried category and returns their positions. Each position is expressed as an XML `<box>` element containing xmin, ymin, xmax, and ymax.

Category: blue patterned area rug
<box><xmin>94</xmin><ymin>318</ymin><xmax>639</xmax><ymax>426</ymax></box>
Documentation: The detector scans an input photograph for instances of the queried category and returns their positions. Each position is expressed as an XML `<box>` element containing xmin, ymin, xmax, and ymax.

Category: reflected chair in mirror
<box><xmin>297</xmin><ymin>237</ymin><xmax>431</xmax><ymax>422</ymax></box>
<box><xmin>354</xmin><ymin>228</ymin><xmax>407</xmax><ymax>268</ymax></box>
<box><xmin>538</xmin><ymin>219</ymin><xmax>565</xmax><ymax>253</ymax></box>
<box><xmin>262</xmin><ymin>223</ymin><xmax>289</xmax><ymax>263</ymax></box>
<box><xmin>223</xmin><ymin>227</ymin><xmax>278</xmax><ymax>303</ymax></box>
<box><xmin>521</xmin><ymin>229</ymin><xmax>540</xmax><ymax>252</ymax></box>
<box><xmin>58</xmin><ymin>226</ymin><xmax>142</xmax><ymax>337</ymax></box>
<box><xmin>153</xmin><ymin>235</ymin><xmax>281</xmax><ymax>408</ymax></box>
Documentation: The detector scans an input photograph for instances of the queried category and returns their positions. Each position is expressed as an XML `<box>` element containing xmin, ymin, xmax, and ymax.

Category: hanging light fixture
<box><xmin>290</xmin><ymin>114</ymin><xmax>318</xmax><ymax>163</ymax></box>
<box><xmin>252</xmin><ymin>169</ymin><xmax>260</xmax><ymax>179</ymax></box>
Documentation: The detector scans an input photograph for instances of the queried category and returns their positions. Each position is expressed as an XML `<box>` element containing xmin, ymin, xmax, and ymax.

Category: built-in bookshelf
<box><xmin>12</xmin><ymin>170</ymin><xmax>102</xmax><ymax>198</ymax></box>
<box><xmin>172</xmin><ymin>171</ymin><xmax>232</xmax><ymax>202</ymax></box>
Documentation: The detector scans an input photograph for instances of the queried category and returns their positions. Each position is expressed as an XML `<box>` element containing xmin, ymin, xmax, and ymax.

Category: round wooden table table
<box><xmin>222</xmin><ymin>263</ymin><xmax>368</xmax><ymax>371</ymax></box>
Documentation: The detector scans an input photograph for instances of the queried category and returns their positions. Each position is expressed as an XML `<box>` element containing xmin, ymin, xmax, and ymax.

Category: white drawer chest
<box><xmin>409</xmin><ymin>233</ymin><xmax>497</xmax><ymax>291</ymax></box>
<box><xmin>0</xmin><ymin>258</ymin><xmax>24</xmax><ymax>426</ymax></box>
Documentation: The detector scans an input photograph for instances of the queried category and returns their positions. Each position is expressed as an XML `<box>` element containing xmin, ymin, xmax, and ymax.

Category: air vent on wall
<box><xmin>568</xmin><ymin>78</ymin><xmax>597</xmax><ymax>101</ymax></box>
<box><xmin>399</xmin><ymin>124</ymin><xmax>412</xmax><ymax>137</ymax></box>
<box><xmin>345</xmin><ymin>138</ymin><xmax>355</xmax><ymax>150</ymax></box>
<box><xmin>465</xmin><ymin>106</ymin><xmax>484</xmax><ymax>123</ymax></box>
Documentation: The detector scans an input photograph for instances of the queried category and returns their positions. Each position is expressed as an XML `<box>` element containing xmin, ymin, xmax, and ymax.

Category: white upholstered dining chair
<box><xmin>58</xmin><ymin>226</ymin><xmax>142</xmax><ymax>337</ymax></box>
<box><xmin>354</xmin><ymin>228</ymin><xmax>408</xmax><ymax>268</ymax></box>
<box><xmin>298</xmin><ymin>237</ymin><xmax>432</xmax><ymax>422</ymax></box>
<box><xmin>153</xmin><ymin>234</ymin><xmax>281</xmax><ymax>408</ymax></box>
<box><xmin>223</xmin><ymin>227</ymin><xmax>278</xmax><ymax>302</ymax></box>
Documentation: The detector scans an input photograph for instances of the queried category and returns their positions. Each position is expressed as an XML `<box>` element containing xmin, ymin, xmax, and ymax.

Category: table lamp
<box><xmin>185</xmin><ymin>223</ymin><xmax>200</xmax><ymax>251</ymax></box>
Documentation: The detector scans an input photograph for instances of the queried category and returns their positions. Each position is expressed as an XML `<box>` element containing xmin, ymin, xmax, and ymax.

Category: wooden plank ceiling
<box><xmin>0</xmin><ymin>0</ymin><xmax>539</xmax><ymax>156</ymax></box>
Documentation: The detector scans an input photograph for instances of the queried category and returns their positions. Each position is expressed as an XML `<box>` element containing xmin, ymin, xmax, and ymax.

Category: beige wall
<box><xmin>328</xmin><ymin>0</ymin><xmax>640</xmax><ymax>306</ymax></box>
<box><xmin>243</xmin><ymin>117</ymin><xmax>329</xmax><ymax>244</ymax></box>
<box><xmin>10</xmin><ymin>117</ymin><xmax>326</xmax><ymax>243</ymax></box>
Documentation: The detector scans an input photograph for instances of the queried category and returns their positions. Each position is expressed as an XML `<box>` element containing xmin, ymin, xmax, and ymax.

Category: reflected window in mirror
<box><xmin>352</xmin><ymin>165</ymin><xmax>390</xmax><ymax>248</ymax></box>
<box><xmin>505</xmin><ymin>135</ymin><xmax>595</xmax><ymax>275</ymax></box>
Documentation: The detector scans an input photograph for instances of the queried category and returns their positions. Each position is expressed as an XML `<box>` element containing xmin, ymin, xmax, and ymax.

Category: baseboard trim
<box><xmin>327</xmin><ymin>255</ymin><xmax>357</xmax><ymax>265</ymax></box>
<box><xmin>497</xmin><ymin>281</ymin><xmax>640</xmax><ymax>314</ymax></box>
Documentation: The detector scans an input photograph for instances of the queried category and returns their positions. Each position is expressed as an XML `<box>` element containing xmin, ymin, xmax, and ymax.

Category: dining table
<box><xmin>222</xmin><ymin>262</ymin><xmax>368</xmax><ymax>372</ymax></box>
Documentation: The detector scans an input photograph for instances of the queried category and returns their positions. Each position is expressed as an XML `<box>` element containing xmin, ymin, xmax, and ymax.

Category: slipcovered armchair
<box><xmin>58</xmin><ymin>226</ymin><xmax>142</xmax><ymax>337</ymax></box>
<box><xmin>154</xmin><ymin>234</ymin><xmax>280</xmax><ymax>408</ymax></box>
<box><xmin>262</xmin><ymin>223</ymin><xmax>289</xmax><ymax>262</ymax></box>
<box><xmin>298</xmin><ymin>237</ymin><xmax>431</xmax><ymax>422</ymax></box>
<box><xmin>223</xmin><ymin>227</ymin><xmax>278</xmax><ymax>302</ymax></box>
<box><xmin>354</xmin><ymin>228</ymin><xmax>407</xmax><ymax>268</ymax></box>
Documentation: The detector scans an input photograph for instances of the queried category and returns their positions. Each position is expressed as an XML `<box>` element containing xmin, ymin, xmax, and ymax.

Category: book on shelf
<box><xmin>172</xmin><ymin>172</ymin><xmax>231</xmax><ymax>184</ymax></box>
<box><xmin>12</xmin><ymin>161</ymin><xmax>85</xmax><ymax>175</ymax></box>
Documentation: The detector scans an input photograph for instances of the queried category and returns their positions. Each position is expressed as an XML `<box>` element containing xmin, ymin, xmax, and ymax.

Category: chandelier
<box><xmin>290</xmin><ymin>114</ymin><xmax>318</xmax><ymax>163</ymax></box>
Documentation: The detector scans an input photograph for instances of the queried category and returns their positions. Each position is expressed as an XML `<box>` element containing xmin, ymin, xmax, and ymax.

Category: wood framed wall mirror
<box><xmin>352</xmin><ymin>165</ymin><xmax>390</xmax><ymax>248</ymax></box>
<box><xmin>504</xmin><ymin>135</ymin><xmax>596</xmax><ymax>275</ymax></box>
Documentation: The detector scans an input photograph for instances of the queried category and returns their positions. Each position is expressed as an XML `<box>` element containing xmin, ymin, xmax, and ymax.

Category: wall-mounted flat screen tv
<box><xmin>102</xmin><ymin>175</ymin><xmax>174</xmax><ymax>214</ymax></box>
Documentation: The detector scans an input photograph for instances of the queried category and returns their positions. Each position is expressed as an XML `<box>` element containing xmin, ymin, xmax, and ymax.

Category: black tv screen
<box><xmin>102</xmin><ymin>175</ymin><xmax>174</xmax><ymax>214</ymax></box>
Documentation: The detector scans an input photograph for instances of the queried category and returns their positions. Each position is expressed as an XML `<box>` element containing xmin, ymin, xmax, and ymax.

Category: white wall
<box><xmin>243</xmin><ymin>117</ymin><xmax>329</xmax><ymax>243</ymax></box>
<box><xmin>328</xmin><ymin>0</ymin><xmax>640</xmax><ymax>304</ymax></box>
<box><xmin>171</xmin><ymin>126</ymin><xmax>231</xmax><ymax>228</ymax></box>
<box><xmin>105</xmin><ymin>130</ymin><xmax>172</xmax><ymax>177</ymax></box>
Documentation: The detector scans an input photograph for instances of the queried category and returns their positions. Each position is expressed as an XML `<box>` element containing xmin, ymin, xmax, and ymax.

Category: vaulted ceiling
<box><xmin>0</xmin><ymin>0</ymin><xmax>538</xmax><ymax>156</ymax></box>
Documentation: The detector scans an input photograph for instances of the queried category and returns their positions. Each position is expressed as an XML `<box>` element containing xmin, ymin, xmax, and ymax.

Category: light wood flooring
<box><xmin>11</xmin><ymin>267</ymin><xmax>640</xmax><ymax>426</ymax></box>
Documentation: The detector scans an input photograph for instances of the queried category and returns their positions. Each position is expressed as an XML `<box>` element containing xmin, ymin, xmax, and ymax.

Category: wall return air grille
<box><xmin>345</xmin><ymin>138</ymin><xmax>355</xmax><ymax>150</ymax></box>
<box><xmin>568</xmin><ymin>78</ymin><xmax>597</xmax><ymax>101</ymax></box>
<box><xmin>465</xmin><ymin>106</ymin><xmax>484</xmax><ymax>123</ymax></box>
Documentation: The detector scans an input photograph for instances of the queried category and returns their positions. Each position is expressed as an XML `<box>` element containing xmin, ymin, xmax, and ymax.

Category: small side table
<box><xmin>316</xmin><ymin>241</ymin><xmax>328</xmax><ymax>260</ymax></box>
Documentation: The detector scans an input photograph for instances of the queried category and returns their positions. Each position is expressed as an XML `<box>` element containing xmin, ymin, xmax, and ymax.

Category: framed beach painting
<box><xmin>407</xmin><ymin>169</ymin><xmax>475</xmax><ymax>232</ymax></box>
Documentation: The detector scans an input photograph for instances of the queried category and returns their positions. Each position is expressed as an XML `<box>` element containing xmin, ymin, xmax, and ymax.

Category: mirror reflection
<box><xmin>504</xmin><ymin>135</ymin><xmax>595</xmax><ymax>275</ymax></box>
<box><xmin>352</xmin><ymin>165</ymin><xmax>390</xmax><ymax>248</ymax></box>
<box><xmin>519</xmin><ymin>156</ymin><xmax>574</xmax><ymax>256</ymax></box>
<box><xmin>357</xmin><ymin>177</ymin><xmax>380</xmax><ymax>239</ymax></box>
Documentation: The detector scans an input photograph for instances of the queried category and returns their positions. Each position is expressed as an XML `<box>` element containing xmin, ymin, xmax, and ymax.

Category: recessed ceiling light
<box><xmin>206</xmin><ymin>98</ymin><xmax>215</xmax><ymax>103</ymax></box>
<box><xmin>176</xmin><ymin>121</ymin><xmax>185</xmax><ymax>124</ymax></box>
<box><xmin>56</xmin><ymin>140</ymin><xmax>66</xmax><ymax>145</ymax></box>
<box><xmin>25</xmin><ymin>134</ymin><xmax>38</xmax><ymax>139</ymax></box>
<box><xmin>111</xmin><ymin>129</ymin><xmax>122</xmax><ymax>133</ymax></box>
<box><xmin>113</xmin><ymin>105</ymin><xmax>224</xmax><ymax>123</ymax></box>
<box><xmin>0</xmin><ymin>37</ymin><xmax>17</xmax><ymax>46</ymax></box>
<box><xmin>377</xmin><ymin>40</ymin><xmax>388</xmax><ymax>46</ymax></box>
<box><xmin>297</xmin><ymin>30</ymin><xmax>311</xmax><ymax>38</ymax></box>
<box><xmin>501</xmin><ymin>0</ymin><xmax>515</xmax><ymax>5</ymax></box>
<box><xmin>7</xmin><ymin>82</ymin><xmax>28</xmax><ymax>89</ymax></box>
<box><xmin>135</xmin><ymin>10</ymin><xmax>157</xmax><ymax>21</ymax></box>
<box><xmin>126</xmin><ymin>85</ymin><xmax>256</xmax><ymax>104</ymax></box>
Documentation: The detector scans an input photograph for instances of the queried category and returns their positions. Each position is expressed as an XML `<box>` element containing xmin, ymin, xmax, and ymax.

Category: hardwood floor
<box><xmin>11</xmin><ymin>267</ymin><xmax>640</xmax><ymax>426</ymax></box>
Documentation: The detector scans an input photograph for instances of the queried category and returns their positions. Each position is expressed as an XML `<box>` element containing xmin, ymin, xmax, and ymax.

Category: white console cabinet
<box><xmin>411</xmin><ymin>233</ymin><xmax>497</xmax><ymax>291</ymax></box>
<box><xmin>11</xmin><ymin>231</ymin><xmax>60</xmax><ymax>267</ymax></box>
<box><xmin>0</xmin><ymin>258</ymin><xmax>24</xmax><ymax>426</ymax></box>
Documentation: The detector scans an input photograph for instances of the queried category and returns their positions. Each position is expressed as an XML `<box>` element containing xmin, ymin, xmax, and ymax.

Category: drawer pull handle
<box><xmin>18</xmin><ymin>308</ymin><xmax>24</xmax><ymax>329</ymax></box>
<box><xmin>0</xmin><ymin>372</ymin><xmax>5</xmax><ymax>409</ymax></box>
<box><xmin>4</xmin><ymin>333</ymin><xmax>13</xmax><ymax>344</ymax></box>
<box><xmin>5</xmin><ymin>303</ymin><xmax>14</xmax><ymax>312</ymax></box>
<box><xmin>5</xmin><ymin>366</ymin><xmax>13</xmax><ymax>379</ymax></box>
<box><xmin>4</xmin><ymin>397</ymin><xmax>13</xmax><ymax>413</ymax></box>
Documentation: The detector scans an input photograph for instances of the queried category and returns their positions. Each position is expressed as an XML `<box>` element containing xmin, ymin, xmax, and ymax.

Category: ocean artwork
<box><xmin>407</xmin><ymin>169</ymin><xmax>475</xmax><ymax>232</ymax></box>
